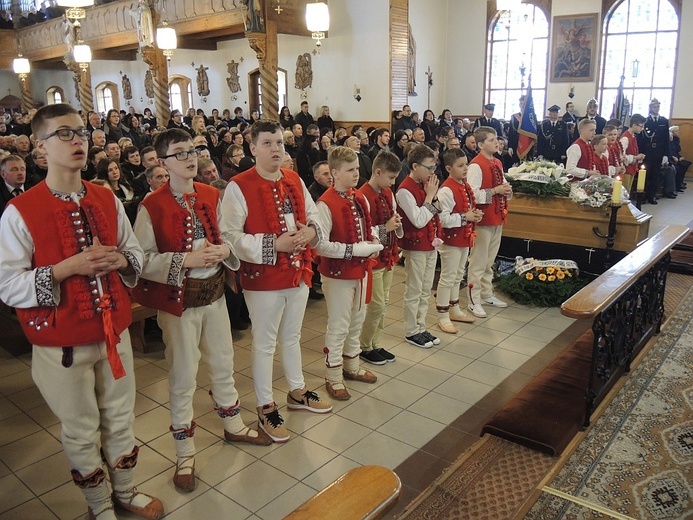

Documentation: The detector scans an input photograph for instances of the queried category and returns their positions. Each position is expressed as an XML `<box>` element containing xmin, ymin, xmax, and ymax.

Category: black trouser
<box><xmin>643</xmin><ymin>155</ymin><xmax>663</xmax><ymax>200</ymax></box>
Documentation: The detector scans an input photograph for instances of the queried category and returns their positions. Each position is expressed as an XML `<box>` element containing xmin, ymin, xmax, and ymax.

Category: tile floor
<box><xmin>0</xmin><ymin>186</ymin><xmax>691</xmax><ymax>520</ymax></box>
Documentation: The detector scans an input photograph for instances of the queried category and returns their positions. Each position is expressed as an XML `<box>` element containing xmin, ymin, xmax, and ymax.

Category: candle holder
<box><xmin>593</xmin><ymin>202</ymin><xmax>622</xmax><ymax>270</ymax></box>
<box><xmin>635</xmin><ymin>188</ymin><xmax>645</xmax><ymax>211</ymax></box>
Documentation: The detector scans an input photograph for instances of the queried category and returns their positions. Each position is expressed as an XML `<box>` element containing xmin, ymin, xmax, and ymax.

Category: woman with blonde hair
<box><xmin>317</xmin><ymin>105</ymin><xmax>335</xmax><ymax>133</ymax></box>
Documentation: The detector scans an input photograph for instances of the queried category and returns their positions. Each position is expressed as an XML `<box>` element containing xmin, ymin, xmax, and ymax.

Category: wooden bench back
<box><xmin>285</xmin><ymin>465</ymin><xmax>401</xmax><ymax>520</ymax></box>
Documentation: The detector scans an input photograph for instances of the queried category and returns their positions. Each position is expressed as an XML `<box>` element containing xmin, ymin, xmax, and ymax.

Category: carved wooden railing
<box><xmin>561</xmin><ymin>224</ymin><xmax>689</xmax><ymax>427</ymax></box>
<box><xmin>15</xmin><ymin>0</ymin><xmax>310</xmax><ymax>62</ymax></box>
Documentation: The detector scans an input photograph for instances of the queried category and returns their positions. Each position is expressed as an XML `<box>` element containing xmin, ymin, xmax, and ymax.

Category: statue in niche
<box><xmin>407</xmin><ymin>24</ymin><xmax>416</xmax><ymax>95</ymax></box>
<box><xmin>144</xmin><ymin>69</ymin><xmax>154</xmax><ymax>99</ymax></box>
<box><xmin>122</xmin><ymin>74</ymin><xmax>133</xmax><ymax>100</ymax></box>
<box><xmin>226</xmin><ymin>61</ymin><xmax>241</xmax><ymax>93</ymax></box>
<box><xmin>196</xmin><ymin>65</ymin><xmax>210</xmax><ymax>97</ymax></box>
<box><xmin>242</xmin><ymin>0</ymin><xmax>264</xmax><ymax>32</ymax></box>
<box><xmin>295</xmin><ymin>53</ymin><xmax>313</xmax><ymax>90</ymax></box>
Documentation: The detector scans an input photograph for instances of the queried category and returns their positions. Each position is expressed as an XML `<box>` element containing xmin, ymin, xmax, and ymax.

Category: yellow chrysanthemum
<box><xmin>556</xmin><ymin>271</ymin><xmax>565</xmax><ymax>279</ymax></box>
<box><xmin>525</xmin><ymin>273</ymin><xmax>534</xmax><ymax>280</ymax></box>
<box><xmin>566</xmin><ymin>271</ymin><xmax>573</xmax><ymax>277</ymax></box>
<box><xmin>546</xmin><ymin>267</ymin><xmax>555</xmax><ymax>274</ymax></box>
<box><xmin>538</xmin><ymin>273</ymin><xmax>547</xmax><ymax>281</ymax></box>
<box><xmin>548</xmin><ymin>275</ymin><xmax>556</xmax><ymax>282</ymax></box>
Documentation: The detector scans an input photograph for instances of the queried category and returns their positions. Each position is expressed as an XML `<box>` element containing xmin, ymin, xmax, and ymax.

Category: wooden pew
<box><xmin>561</xmin><ymin>224</ymin><xmax>689</xmax><ymax>426</ymax></box>
<box><xmin>285</xmin><ymin>465</ymin><xmax>401</xmax><ymax>520</ymax></box>
<box><xmin>129</xmin><ymin>301</ymin><xmax>157</xmax><ymax>353</ymax></box>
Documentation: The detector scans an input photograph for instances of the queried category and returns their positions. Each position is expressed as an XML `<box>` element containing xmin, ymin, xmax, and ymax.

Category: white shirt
<box><xmin>566</xmin><ymin>142</ymin><xmax>589</xmax><ymax>179</ymax></box>
<box><xmin>395</xmin><ymin>179</ymin><xmax>436</xmax><ymax>229</ymax></box>
<box><xmin>467</xmin><ymin>160</ymin><xmax>512</xmax><ymax>204</ymax></box>
<box><xmin>222</xmin><ymin>173</ymin><xmax>322</xmax><ymax>265</ymax></box>
<box><xmin>134</xmin><ymin>197</ymin><xmax>238</xmax><ymax>284</ymax></box>
<box><xmin>0</xmin><ymin>197</ymin><xmax>142</xmax><ymax>309</ymax></box>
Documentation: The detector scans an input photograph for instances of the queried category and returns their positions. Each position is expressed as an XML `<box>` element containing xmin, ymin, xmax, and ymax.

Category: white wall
<box><xmin>441</xmin><ymin>0</ymin><xmax>488</xmax><ymax>116</ymax></box>
<box><xmin>0</xmin><ymin>69</ymin><xmax>79</xmax><ymax>109</ymax></box>
<box><xmin>408</xmin><ymin>0</ymin><xmax>450</xmax><ymax>117</ymax></box>
<box><xmin>673</xmin><ymin>0</ymin><xmax>693</xmax><ymax>117</ymax></box>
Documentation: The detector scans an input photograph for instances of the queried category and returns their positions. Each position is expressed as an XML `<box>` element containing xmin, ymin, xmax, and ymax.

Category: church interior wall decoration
<box><xmin>295</xmin><ymin>53</ymin><xmax>313</xmax><ymax>99</ymax></box>
<box><xmin>550</xmin><ymin>13</ymin><xmax>599</xmax><ymax>83</ymax></box>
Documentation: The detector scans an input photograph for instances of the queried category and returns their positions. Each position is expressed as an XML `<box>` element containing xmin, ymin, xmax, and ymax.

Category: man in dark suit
<box><xmin>537</xmin><ymin>105</ymin><xmax>570</xmax><ymax>164</ymax></box>
<box><xmin>637</xmin><ymin>98</ymin><xmax>671</xmax><ymax>204</ymax></box>
<box><xmin>473</xmin><ymin>103</ymin><xmax>503</xmax><ymax>137</ymax></box>
<box><xmin>562</xmin><ymin>101</ymin><xmax>578</xmax><ymax>139</ymax></box>
<box><xmin>578</xmin><ymin>98</ymin><xmax>606</xmax><ymax>135</ymax></box>
<box><xmin>0</xmin><ymin>155</ymin><xmax>31</xmax><ymax>217</ymax></box>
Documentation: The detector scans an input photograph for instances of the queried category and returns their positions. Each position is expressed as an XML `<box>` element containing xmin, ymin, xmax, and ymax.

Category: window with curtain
<box><xmin>599</xmin><ymin>0</ymin><xmax>678</xmax><ymax>118</ymax></box>
<box><xmin>486</xmin><ymin>4</ymin><xmax>549</xmax><ymax>120</ymax></box>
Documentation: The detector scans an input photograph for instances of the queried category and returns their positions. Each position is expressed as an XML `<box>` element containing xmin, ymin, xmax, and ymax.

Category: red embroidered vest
<box><xmin>622</xmin><ymin>130</ymin><xmax>640</xmax><ymax>176</ymax></box>
<box><xmin>397</xmin><ymin>176</ymin><xmax>442</xmax><ymax>251</ymax></box>
<box><xmin>232</xmin><ymin>167</ymin><xmax>314</xmax><ymax>290</ymax></box>
<box><xmin>574</xmin><ymin>138</ymin><xmax>595</xmax><ymax>171</ymax></box>
<box><xmin>317</xmin><ymin>188</ymin><xmax>374</xmax><ymax>280</ymax></box>
<box><xmin>131</xmin><ymin>182</ymin><xmax>222</xmax><ymax>317</ymax></box>
<box><xmin>10</xmin><ymin>182</ymin><xmax>132</xmax><ymax>347</ymax></box>
<box><xmin>471</xmin><ymin>155</ymin><xmax>507</xmax><ymax>227</ymax></box>
<box><xmin>440</xmin><ymin>178</ymin><xmax>476</xmax><ymax>247</ymax></box>
<box><xmin>358</xmin><ymin>183</ymin><xmax>399</xmax><ymax>270</ymax></box>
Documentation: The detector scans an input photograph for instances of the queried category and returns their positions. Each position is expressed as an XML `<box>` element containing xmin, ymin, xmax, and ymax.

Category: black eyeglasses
<box><xmin>161</xmin><ymin>149</ymin><xmax>201</xmax><ymax>161</ymax></box>
<box><xmin>42</xmin><ymin>128</ymin><xmax>90</xmax><ymax>141</ymax></box>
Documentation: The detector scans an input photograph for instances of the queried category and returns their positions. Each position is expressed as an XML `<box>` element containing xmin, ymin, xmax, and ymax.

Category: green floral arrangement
<box><xmin>506</xmin><ymin>160</ymin><xmax>571</xmax><ymax>197</ymax></box>
<box><xmin>495</xmin><ymin>257</ymin><xmax>589</xmax><ymax>307</ymax></box>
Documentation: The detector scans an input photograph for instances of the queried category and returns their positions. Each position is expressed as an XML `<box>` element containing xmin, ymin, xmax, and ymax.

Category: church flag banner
<box><xmin>610</xmin><ymin>74</ymin><xmax>629</xmax><ymax>123</ymax></box>
<box><xmin>517</xmin><ymin>80</ymin><xmax>538</xmax><ymax>160</ymax></box>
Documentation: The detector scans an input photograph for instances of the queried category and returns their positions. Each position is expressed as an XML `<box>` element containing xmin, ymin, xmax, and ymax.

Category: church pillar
<box><xmin>141</xmin><ymin>47</ymin><xmax>171</xmax><ymax>128</ymax></box>
<box><xmin>18</xmin><ymin>75</ymin><xmax>33</xmax><ymax>113</ymax></box>
<box><xmin>246</xmin><ymin>0</ymin><xmax>279</xmax><ymax>122</ymax></box>
<box><xmin>78</xmin><ymin>66</ymin><xmax>94</xmax><ymax>113</ymax></box>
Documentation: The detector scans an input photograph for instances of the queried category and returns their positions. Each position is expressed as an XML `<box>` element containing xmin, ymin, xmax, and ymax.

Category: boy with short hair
<box><xmin>0</xmin><ymin>104</ymin><xmax>163</xmax><ymax>520</ymax></box>
<box><xmin>436</xmin><ymin>148</ymin><xmax>482</xmax><ymax>333</ymax></box>
<box><xmin>316</xmin><ymin>147</ymin><xmax>383</xmax><ymax>399</ymax></box>
<box><xmin>620</xmin><ymin>114</ymin><xmax>647</xmax><ymax>193</ymax></box>
<box><xmin>466</xmin><ymin>126</ymin><xmax>513</xmax><ymax>318</ymax></box>
<box><xmin>358</xmin><ymin>151</ymin><xmax>402</xmax><ymax>364</ymax></box>
<box><xmin>223</xmin><ymin>120</ymin><xmax>332</xmax><ymax>444</ymax></box>
<box><xmin>396</xmin><ymin>144</ymin><xmax>443</xmax><ymax>348</ymax></box>
<box><xmin>566</xmin><ymin>119</ymin><xmax>600</xmax><ymax>180</ymax></box>
<box><xmin>133</xmin><ymin>128</ymin><xmax>268</xmax><ymax>494</ymax></box>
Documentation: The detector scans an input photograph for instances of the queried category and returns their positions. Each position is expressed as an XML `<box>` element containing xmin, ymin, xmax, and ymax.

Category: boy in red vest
<box><xmin>396</xmin><ymin>144</ymin><xmax>442</xmax><ymax>348</ymax></box>
<box><xmin>620</xmin><ymin>114</ymin><xmax>647</xmax><ymax>193</ymax></box>
<box><xmin>358</xmin><ymin>151</ymin><xmax>403</xmax><ymax>365</ymax></box>
<box><xmin>566</xmin><ymin>119</ymin><xmax>600</xmax><ymax>180</ymax></box>
<box><xmin>436</xmin><ymin>148</ymin><xmax>483</xmax><ymax>333</ymax></box>
<box><xmin>316</xmin><ymin>146</ymin><xmax>382</xmax><ymax>399</ymax></box>
<box><xmin>133</xmin><ymin>128</ymin><xmax>269</xmax><ymax>494</ymax></box>
<box><xmin>467</xmin><ymin>126</ymin><xmax>513</xmax><ymax>318</ymax></box>
<box><xmin>223</xmin><ymin>120</ymin><xmax>332</xmax><ymax>444</ymax></box>
<box><xmin>0</xmin><ymin>104</ymin><xmax>163</xmax><ymax>520</ymax></box>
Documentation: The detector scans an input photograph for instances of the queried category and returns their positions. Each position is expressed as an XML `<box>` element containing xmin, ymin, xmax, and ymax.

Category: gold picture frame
<box><xmin>550</xmin><ymin>13</ymin><xmax>599</xmax><ymax>83</ymax></box>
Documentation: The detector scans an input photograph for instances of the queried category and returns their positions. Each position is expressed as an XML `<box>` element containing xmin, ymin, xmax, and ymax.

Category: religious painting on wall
<box><xmin>550</xmin><ymin>13</ymin><xmax>599</xmax><ymax>82</ymax></box>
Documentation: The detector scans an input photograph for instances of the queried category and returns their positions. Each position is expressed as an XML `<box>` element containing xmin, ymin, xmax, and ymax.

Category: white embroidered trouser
<box><xmin>436</xmin><ymin>244</ymin><xmax>470</xmax><ymax>308</ymax></box>
<box><xmin>402</xmin><ymin>249</ymin><xmax>437</xmax><ymax>337</ymax></box>
<box><xmin>467</xmin><ymin>225</ymin><xmax>503</xmax><ymax>304</ymax></box>
<box><xmin>360</xmin><ymin>267</ymin><xmax>394</xmax><ymax>350</ymax></box>
<box><xmin>244</xmin><ymin>284</ymin><xmax>309</xmax><ymax>406</ymax></box>
<box><xmin>31</xmin><ymin>331</ymin><xmax>136</xmax><ymax>475</ymax></box>
<box><xmin>158</xmin><ymin>296</ymin><xmax>239</xmax><ymax>429</ymax></box>
<box><xmin>322</xmin><ymin>275</ymin><xmax>368</xmax><ymax>367</ymax></box>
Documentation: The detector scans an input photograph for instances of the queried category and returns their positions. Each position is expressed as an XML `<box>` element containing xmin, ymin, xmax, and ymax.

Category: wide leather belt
<box><xmin>183</xmin><ymin>269</ymin><xmax>225</xmax><ymax>308</ymax></box>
